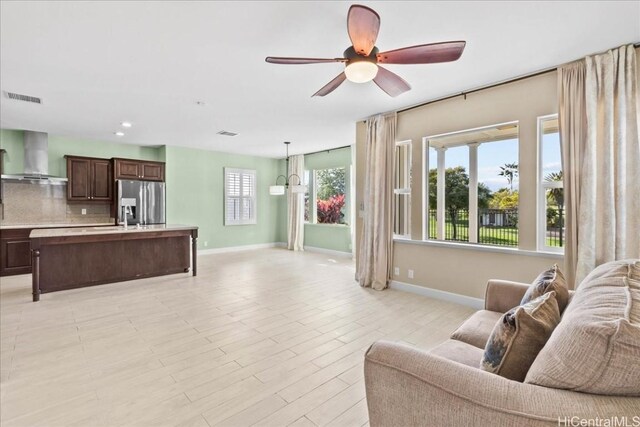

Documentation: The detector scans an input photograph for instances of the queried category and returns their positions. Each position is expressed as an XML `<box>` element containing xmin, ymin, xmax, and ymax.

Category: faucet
<box><xmin>122</xmin><ymin>204</ymin><xmax>132</xmax><ymax>229</ymax></box>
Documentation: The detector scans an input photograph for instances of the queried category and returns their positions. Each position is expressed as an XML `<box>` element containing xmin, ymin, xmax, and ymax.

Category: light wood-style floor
<box><xmin>0</xmin><ymin>248</ymin><xmax>474</xmax><ymax>427</ymax></box>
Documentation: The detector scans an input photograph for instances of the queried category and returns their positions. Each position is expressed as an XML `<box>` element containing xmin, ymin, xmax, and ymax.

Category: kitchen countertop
<box><xmin>30</xmin><ymin>224</ymin><xmax>198</xmax><ymax>238</ymax></box>
<box><xmin>1</xmin><ymin>222</ymin><xmax>115</xmax><ymax>230</ymax></box>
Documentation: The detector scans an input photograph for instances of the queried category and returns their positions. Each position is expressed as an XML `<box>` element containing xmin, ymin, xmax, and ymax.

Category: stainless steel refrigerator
<box><xmin>117</xmin><ymin>180</ymin><xmax>166</xmax><ymax>225</ymax></box>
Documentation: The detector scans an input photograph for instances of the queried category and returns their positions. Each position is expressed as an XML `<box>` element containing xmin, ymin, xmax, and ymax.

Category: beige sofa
<box><xmin>364</xmin><ymin>277</ymin><xmax>640</xmax><ymax>426</ymax></box>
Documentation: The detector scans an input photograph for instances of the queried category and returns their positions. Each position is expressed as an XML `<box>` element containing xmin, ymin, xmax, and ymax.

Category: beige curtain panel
<box><xmin>287</xmin><ymin>154</ymin><xmax>305</xmax><ymax>251</ymax></box>
<box><xmin>558</xmin><ymin>60</ymin><xmax>588</xmax><ymax>288</ymax></box>
<box><xmin>559</xmin><ymin>44</ymin><xmax>640</xmax><ymax>287</ymax></box>
<box><xmin>357</xmin><ymin>113</ymin><xmax>397</xmax><ymax>290</ymax></box>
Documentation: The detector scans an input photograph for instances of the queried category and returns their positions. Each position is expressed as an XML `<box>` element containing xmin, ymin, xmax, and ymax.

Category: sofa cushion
<box><xmin>429</xmin><ymin>339</ymin><xmax>484</xmax><ymax>368</ymax></box>
<box><xmin>481</xmin><ymin>292</ymin><xmax>561</xmax><ymax>382</ymax></box>
<box><xmin>450</xmin><ymin>310</ymin><xmax>503</xmax><ymax>349</ymax></box>
<box><xmin>525</xmin><ymin>260</ymin><xmax>640</xmax><ymax>396</ymax></box>
<box><xmin>521</xmin><ymin>264</ymin><xmax>570</xmax><ymax>313</ymax></box>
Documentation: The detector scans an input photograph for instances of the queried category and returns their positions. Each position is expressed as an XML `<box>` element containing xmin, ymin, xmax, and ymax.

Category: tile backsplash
<box><xmin>0</xmin><ymin>181</ymin><xmax>113</xmax><ymax>226</ymax></box>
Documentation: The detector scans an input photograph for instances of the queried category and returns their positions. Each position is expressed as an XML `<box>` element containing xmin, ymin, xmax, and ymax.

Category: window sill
<box><xmin>304</xmin><ymin>223</ymin><xmax>350</xmax><ymax>228</ymax></box>
<box><xmin>393</xmin><ymin>238</ymin><xmax>564</xmax><ymax>259</ymax></box>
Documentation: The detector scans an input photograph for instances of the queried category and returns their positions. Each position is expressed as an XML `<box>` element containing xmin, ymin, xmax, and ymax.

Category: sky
<box><xmin>428</xmin><ymin>132</ymin><xmax>562</xmax><ymax>192</ymax></box>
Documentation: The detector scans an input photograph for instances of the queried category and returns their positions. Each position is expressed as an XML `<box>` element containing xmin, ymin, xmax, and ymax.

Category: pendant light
<box><xmin>269</xmin><ymin>141</ymin><xmax>307</xmax><ymax>195</ymax></box>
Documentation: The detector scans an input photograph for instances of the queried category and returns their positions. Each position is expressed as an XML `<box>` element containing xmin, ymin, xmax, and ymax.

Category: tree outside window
<box><xmin>425</xmin><ymin>123</ymin><xmax>520</xmax><ymax>247</ymax></box>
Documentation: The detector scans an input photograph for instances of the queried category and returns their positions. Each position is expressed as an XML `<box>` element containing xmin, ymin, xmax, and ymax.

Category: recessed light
<box><xmin>114</xmin><ymin>131</ymin><xmax>125</xmax><ymax>137</ymax></box>
<box><xmin>121</xmin><ymin>121</ymin><xmax>132</xmax><ymax>128</ymax></box>
<box><xmin>195</xmin><ymin>101</ymin><xmax>206</xmax><ymax>106</ymax></box>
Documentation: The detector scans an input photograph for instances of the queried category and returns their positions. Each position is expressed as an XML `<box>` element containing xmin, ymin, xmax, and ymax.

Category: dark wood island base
<box><xmin>30</xmin><ymin>225</ymin><xmax>198</xmax><ymax>302</ymax></box>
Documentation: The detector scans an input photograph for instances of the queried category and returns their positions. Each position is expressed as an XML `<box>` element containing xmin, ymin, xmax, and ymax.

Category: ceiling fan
<box><xmin>265</xmin><ymin>4</ymin><xmax>466</xmax><ymax>97</ymax></box>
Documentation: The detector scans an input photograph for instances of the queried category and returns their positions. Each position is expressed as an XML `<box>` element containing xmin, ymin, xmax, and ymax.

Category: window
<box><xmin>314</xmin><ymin>167</ymin><xmax>347</xmax><ymax>224</ymax></box>
<box><xmin>394</xmin><ymin>141</ymin><xmax>411</xmax><ymax>238</ymax></box>
<box><xmin>424</xmin><ymin>122</ymin><xmax>519</xmax><ymax>247</ymax></box>
<box><xmin>538</xmin><ymin>115</ymin><xmax>564</xmax><ymax>252</ymax></box>
<box><xmin>224</xmin><ymin>168</ymin><xmax>256</xmax><ymax>225</ymax></box>
<box><xmin>303</xmin><ymin>170</ymin><xmax>311</xmax><ymax>222</ymax></box>
<box><xmin>304</xmin><ymin>166</ymin><xmax>350</xmax><ymax>225</ymax></box>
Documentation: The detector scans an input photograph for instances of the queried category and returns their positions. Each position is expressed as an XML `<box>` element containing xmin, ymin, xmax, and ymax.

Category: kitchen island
<box><xmin>30</xmin><ymin>224</ymin><xmax>198</xmax><ymax>301</ymax></box>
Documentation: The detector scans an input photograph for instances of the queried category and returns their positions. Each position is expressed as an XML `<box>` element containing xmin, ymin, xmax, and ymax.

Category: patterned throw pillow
<box><xmin>481</xmin><ymin>292</ymin><xmax>561</xmax><ymax>382</ymax></box>
<box><xmin>521</xmin><ymin>264</ymin><xmax>570</xmax><ymax>314</ymax></box>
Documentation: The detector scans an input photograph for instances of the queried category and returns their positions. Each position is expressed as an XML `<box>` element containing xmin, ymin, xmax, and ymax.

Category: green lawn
<box><xmin>428</xmin><ymin>213</ymin><xmax>563</xmax><ymax>248</ymax></box>
<box><xmin>429</xmin><ymin>219</ymin><xmax>519</xmax><ymax>246</ymax></box>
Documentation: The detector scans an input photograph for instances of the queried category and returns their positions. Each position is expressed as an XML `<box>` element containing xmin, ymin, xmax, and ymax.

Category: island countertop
<box><xmin>30</xmin><ymin>224</ymin><xmax>198</xmax><ymax>239</ymax></box>
<box><xmin>29</xmin><ymin>224</ymin><xmax>198</xmax><ymax>302</ymax></box>
<box><xmin>1</xmin><ymin>222</ymin><xmax>114</xmax><ymax>230</ymax></box>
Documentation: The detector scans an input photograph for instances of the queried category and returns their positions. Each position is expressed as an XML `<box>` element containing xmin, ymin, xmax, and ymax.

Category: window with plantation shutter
<box><xmin>224</xmin><ymin>168</ymin><xmax>257</xmax><ymax>225</ymax></box>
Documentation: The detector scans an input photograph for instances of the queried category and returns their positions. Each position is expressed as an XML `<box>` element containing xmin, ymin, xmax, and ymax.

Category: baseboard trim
<box><xmin>199</xmin><ymin>242</ymin><xmax>285</xmax><ymax>256</ymax></box>
<box><xmin>303</xmin><ymin>245</ymin><xmax>353</xmax><ymax>258</ymax></box>
<box><xmin>389</xmin><ymin>280</ymin><xmax>484</xmax><ymax>310</ymax></box>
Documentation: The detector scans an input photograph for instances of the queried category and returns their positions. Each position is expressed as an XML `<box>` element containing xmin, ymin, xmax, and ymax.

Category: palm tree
<box><xmin>498</xmin><ymin>163</ymin><xmax>519</xmax><ymax>191</ymax></box>
<box><xmin>545</xmin><ymin>171</ymin><xmax>564</xmax><ymax>246</ymax></box>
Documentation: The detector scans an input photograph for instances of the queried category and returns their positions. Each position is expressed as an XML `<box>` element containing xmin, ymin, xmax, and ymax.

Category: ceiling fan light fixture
<box><xmin>345</xmin><ymin>61</ymin><xmax>378</xmax><ymax>83</ymax></box>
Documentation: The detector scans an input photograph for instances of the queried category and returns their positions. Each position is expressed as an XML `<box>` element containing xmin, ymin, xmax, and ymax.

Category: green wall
<box><xmin>0</xmin><ymin>130</ymin><xmax>160</xmax><ymax>176</ymax></box>
<box><xmin>163</xmin><ymin>145</ymin><xmax>285</xmax><ymax>250</ymax></box>
<box><xmin>304</xmin><ymin>146</ymin><xmax>353</xmax><ymax>254</ymax></box>
<box><xmin>1</xmin><ymin>128</ymin><xmax>353</xmax><ymax>253</ymax></box>
<box><xmin>0</xmin><ymin>129</ymin><xmax>25</xmax><ymax>175</ymax></box>
<box><xmin>1</xmin><ymin>129</ymin><xmax>286</xmax><ymax>250</ymax></box>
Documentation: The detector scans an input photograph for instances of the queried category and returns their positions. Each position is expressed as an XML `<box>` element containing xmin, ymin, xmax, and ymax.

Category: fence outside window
<box><xmin>427</xmin><ymin>208</ymin><xmax>564</xmax><ymax>248</ymax></box>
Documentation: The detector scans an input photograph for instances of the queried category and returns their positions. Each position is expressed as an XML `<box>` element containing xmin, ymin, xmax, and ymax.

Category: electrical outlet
<box><xmin>81</xmin><ymin>209</ymin><xmax>87</xmax><ymax>215</ymax></box>
<box><xmin>204</xmin><ymin>241</ymin><xmax>208</xmax><ymax>247</ymax></box>
<box><xmin>394</xmin><ymin>267</ymin><xmax>400</xmax><ymax>276</ymax></box>
<box><xmin>408</xmin><ymin>269</ymin><xmax>414</xmax><ymax>279</ymax></box>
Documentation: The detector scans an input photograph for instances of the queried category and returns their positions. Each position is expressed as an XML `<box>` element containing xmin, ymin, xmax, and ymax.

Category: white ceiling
<box><xmin>1</xmin><ymin>1</ymin><xmax>638</xmax><ymax>158</ymax></box>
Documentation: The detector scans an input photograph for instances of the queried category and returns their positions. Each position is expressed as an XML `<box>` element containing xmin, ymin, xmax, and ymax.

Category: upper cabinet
<box><xmin>113</xmin><ymin>158</ymin><xmax>164</xmax><ymax>181</ymax></box>
<box><xmin>65</xmin><ymin>156</ymin><xmax>113</xmax><ymax>202</ymax></box>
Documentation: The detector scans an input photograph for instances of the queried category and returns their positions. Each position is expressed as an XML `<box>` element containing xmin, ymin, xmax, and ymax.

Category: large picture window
<box><xmin>224</xmin><ymin>168</ymin><xmax>257</xmax><ymax>225</ymax></box>
<box><xmin>538</xmin><ymin>115</ymin><xmax>564</xmax><ymax>252</ymax></box>
<box><xmin>424</xmin><ymin>122</ymin><xmax>519</xmax><ymax>247</ymax></box>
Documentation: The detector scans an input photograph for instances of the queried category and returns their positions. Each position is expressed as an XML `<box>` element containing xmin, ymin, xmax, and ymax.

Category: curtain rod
<box><xmin>362</xmin><ymin>41</ymin><xmax>640</xmax><ymax>120</ymax></box>
<box><xmin>397</xmin><ymin>67</ymin><xmax>557</xmax><ymax>114</ymax></box>
<box><xmin>302</xmin><ymin>144</ymin><xmax>351</xmax><ymax>157</ymax></box>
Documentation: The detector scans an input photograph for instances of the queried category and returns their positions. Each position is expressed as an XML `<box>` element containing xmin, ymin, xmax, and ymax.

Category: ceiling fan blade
<box><xmin>266</xmin><ymin>57</ymin><xmax>347</xmax><ymax>65</ymax></box>
<box><xmin>373</xmin><ymin>66</ymin><xmax>411</xmax><ymax>97</ymax></box>
<box><xmin>347</xmin><ymin>5</ymin><xmax>380</xmax><ymax>56</ymax></box>
<box><xmin>312</xmin><ymin>72</ymin><xmax>347</xmax><ymax>97</ymax></box>
<box><xmin>377</xmin><ymin>41</ymin><xmax>466</xmax><ymax>64</ymax></box>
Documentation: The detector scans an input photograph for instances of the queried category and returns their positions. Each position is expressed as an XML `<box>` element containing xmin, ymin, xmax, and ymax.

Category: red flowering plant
<box><xmin>316</xmin><ymin>194</ymin><xmax>345</xmax><ymax>224</ymax></box>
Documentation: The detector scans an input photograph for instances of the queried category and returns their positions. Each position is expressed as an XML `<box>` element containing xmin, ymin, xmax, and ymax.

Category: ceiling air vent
<box><xmin>4</xmin><ymin>91</ymin><xmax>42</xmax><ymax>104</ymax></box>
<box><xmin>217</xmin><ymin>130</ymin><xmax>238</xmax><ymax>137</ymax></box>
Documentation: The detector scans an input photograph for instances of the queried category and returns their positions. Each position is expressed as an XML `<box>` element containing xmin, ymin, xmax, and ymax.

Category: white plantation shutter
<box><xmin>224</xmin><ymin>168</ymin><xmax>257</xmax><ymax>225</ymax></box>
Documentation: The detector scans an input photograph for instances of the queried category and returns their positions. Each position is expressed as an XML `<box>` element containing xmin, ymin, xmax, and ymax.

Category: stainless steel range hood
<box><xmin>1</xmin><ymin>131</ymin><xmax>67</xmax><ymax>184</ymax></box>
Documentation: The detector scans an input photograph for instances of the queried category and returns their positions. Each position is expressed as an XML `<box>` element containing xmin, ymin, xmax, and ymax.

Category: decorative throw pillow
<box><xmin>521</xmin><ymin>264</ymin><xmax>569</xmax><ymax>314</ymax></box>
<box><xmin>481</xmin><ymin>292</ymin><xmax>561</xmax><ymax>382</ymax></box>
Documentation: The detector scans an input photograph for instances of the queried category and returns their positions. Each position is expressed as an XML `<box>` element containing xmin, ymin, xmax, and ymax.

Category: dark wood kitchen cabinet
<box><xmin>0</xmin><ymin>228</ymin><xmax>32</xmax><ymax>276</ymax></box>
<box><xmin>65</xmin><ymin>156</ymin><xmax>113</xmax><ymax>202</ymax></box>
<box><xmin>113</xmin><ymin>158</ymin><xmax>164</xmax><ymax>181</ymax></box>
